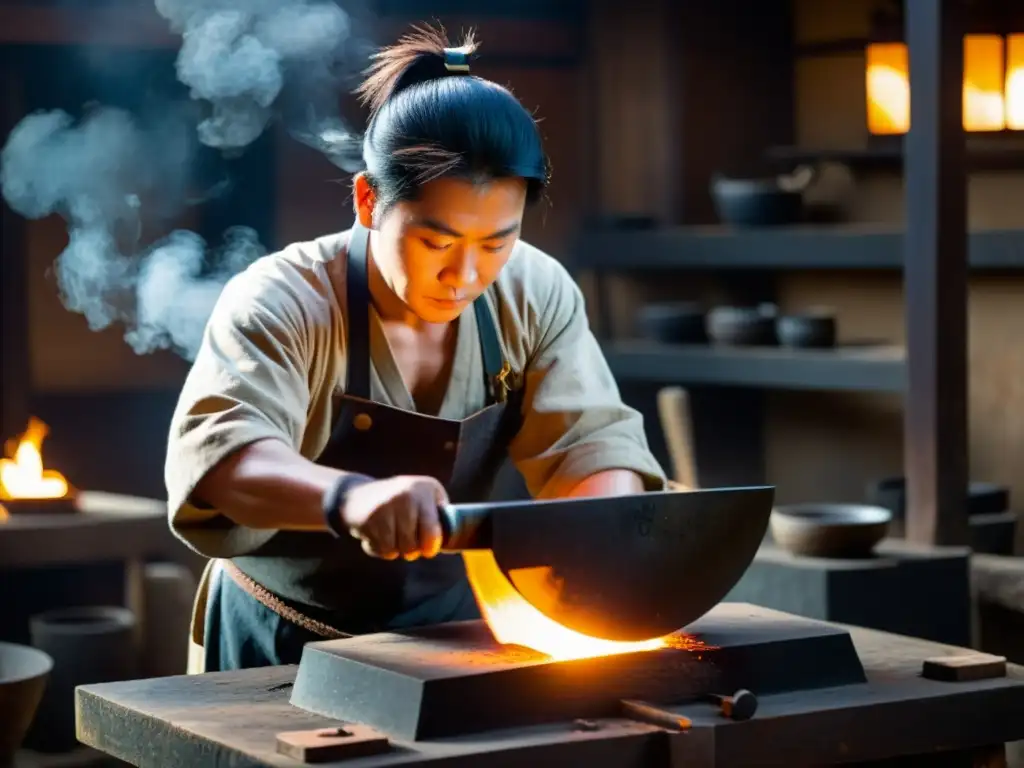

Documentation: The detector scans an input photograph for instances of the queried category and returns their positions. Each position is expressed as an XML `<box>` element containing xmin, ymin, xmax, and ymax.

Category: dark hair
<box><xmin>354</xmin><ymin>24</ymin><xmax>551</xmax><ymax>213</ymax></box>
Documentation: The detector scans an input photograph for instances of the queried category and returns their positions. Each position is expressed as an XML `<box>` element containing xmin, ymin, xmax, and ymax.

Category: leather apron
<box><xmin>186</xmin><ymin>225</ymin><xmax>525</xmax><ymax>672</ymax></box>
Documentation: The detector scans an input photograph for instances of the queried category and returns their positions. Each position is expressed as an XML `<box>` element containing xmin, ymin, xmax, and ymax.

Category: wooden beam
<box><xmin>902</xmin><ymin>0</ymin><xmax>969</xmax><ymax>546</ymax></box>
<box><xmin>572</xmin><ymin>226</ymin><xmax>1024</xmax><ymax>272</ymax></box>
<box><xmin>0</xmin><ymin>5</ymin><xmax>582</xmax><ymax>62</ymax></box>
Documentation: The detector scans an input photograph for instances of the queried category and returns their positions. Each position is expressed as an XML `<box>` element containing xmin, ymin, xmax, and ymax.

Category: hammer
<box><xmin>706</xmin><ymin>689</ymin><xmax>758</xmax><ymax>721</ymax></box>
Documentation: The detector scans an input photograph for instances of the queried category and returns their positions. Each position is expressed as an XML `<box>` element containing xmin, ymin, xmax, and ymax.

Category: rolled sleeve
<box><xmin>509</xmin><ymin>262</ymin><xmax>667</xmax><ymax>498</ymax></box>
<box><xmin>164</xmin><ymin>270</ymin><xmax>312</xmax><ymax>558</ymax></box>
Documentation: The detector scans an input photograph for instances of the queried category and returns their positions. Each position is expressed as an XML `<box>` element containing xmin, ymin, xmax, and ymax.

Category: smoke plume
<box><xmin>0</xmin><ymin>0</ymin><xmax>368</xmax><ymax>361</ymax></box>
<box><xmin>155</xmin><ymin>0</ymin><xmax>367</xmax><ymax>168</ymax></box>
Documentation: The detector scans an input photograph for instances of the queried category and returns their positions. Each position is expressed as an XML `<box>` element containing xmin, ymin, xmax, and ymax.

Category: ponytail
<box><xmin>356</xmin><ymin>25</ymin><xmax>477</xmax><ymax>115</ymax></box>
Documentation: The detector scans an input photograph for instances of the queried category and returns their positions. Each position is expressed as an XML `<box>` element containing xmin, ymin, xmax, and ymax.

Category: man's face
<box><xmin>363</xmin><ymin>175</ymin><xmax>527</xmax><ymax>324</ymax></box>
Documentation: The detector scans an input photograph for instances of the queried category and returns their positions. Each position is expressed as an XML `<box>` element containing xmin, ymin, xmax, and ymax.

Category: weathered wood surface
<box><xmin>921</xmin><ymin>652</ymin><xmax>1007</xmax><ymax>683</ymax></box>
<box><xmin>79</xmin><ymin>669</ymin><xmax>658</xmax><ymax>768</ymax></box>
<box><xmin>77</xmin><ymin>610</ymin><xmax>1024</xmax><ymax>768</ymax></box>
<box><xmin>0</xmin><ymin>492</ymin><xmax>181</xmax><ymax>567</ymax></box>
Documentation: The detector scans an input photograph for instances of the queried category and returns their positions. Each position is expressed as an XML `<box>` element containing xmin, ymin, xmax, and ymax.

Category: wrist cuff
<box><xmin>323</xmin><ymin>473</ymin><xmax>374</xmax><ymax>538</ymax></box>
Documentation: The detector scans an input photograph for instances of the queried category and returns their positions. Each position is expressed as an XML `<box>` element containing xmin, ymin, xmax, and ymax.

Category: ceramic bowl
<box><xmin>710</xmin><ymin>176</ymin><xmax>804</xmax><ymax>227</ymax></box>
<box><xmin>706</xmin><ymin>306</ymin><xmax>777</xmax><ymax>346</ymax></box>
<box><xmin>636</xmin><ymin>302</ymin><xmax>707</xmax><ymax>344</ymax></box>
<box><xmin>776</xmin><ymin>311</ymin><xmax>837</xmax><ymax>348</ymax></box>
<box><xmin>770</xmin><ymin>503</ymin><xmax>892</xmax><ymax>558</ymax></box>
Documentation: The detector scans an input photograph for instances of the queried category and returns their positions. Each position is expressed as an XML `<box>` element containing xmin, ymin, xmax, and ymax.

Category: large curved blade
<box><xmin>492</xmin><ymin>486</ymin><xmax>774</xmax><ymax>641</ymax></box>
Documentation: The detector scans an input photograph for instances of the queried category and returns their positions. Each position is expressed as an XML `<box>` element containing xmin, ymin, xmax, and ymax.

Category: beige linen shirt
<box><xmin>165</xmin><ymin>230</ymin><xmax>667</xmax><ymax>558</ymax></box>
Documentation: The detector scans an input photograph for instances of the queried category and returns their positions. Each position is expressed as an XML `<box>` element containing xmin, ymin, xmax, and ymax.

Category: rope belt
<box><xmin>220</xmin><ymin>559</ymin><xmax>352</xmax><ymax>640</ymax></box>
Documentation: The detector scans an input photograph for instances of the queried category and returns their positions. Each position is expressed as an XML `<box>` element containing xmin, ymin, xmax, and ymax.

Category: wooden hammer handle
<box><xmin>657</xmin><ymin>386</ymin><xmax>698</xmax><ymax>489</ymax></box>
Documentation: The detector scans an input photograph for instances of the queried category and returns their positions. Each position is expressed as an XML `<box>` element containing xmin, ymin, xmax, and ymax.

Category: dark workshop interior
<box><xmin>3</xmin><ymin>0</ymin><xmax>1024</xmax><ymax>766</ymax></box>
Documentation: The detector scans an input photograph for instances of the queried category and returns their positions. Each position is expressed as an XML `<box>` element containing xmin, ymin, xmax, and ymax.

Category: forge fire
<box><xmin>462</xmin><ymin>550</ymin><xmax>671</xmax><ymax>660</ymax></box>
<box><xmin>0</xmin><ymin>417</ymin><xmax>71</xmax><ymax>502</ymax></box>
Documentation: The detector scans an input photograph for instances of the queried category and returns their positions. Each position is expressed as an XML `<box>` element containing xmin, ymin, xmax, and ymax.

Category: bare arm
<box><xmin>564</xmin><ymin>469</ymin><xmax>645</xmax><ymax>499</ymax></box>
<box><xmin>193</xmin><ymin>438</ymin><xmax>359</xmax><ymax>532</ymax></box>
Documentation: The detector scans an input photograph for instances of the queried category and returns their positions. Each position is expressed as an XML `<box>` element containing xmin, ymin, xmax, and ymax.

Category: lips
<box><xmin>427</xmin><ymin>296</ymin><xmax>466</xmax><ymax>309</ymax></box>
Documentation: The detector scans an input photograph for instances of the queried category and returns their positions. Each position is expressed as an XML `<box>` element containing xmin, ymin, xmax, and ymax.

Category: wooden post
<box><xmin>902</xmin><ymin>0</ymin><xmax>969</xmax><ymax>546</ymax></box>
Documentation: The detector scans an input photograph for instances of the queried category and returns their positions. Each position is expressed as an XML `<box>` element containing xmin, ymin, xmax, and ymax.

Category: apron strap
<box><xmin>345</xmin><ymin>225</ymin><xmax>506</xmax><ymax>403</ymax></box>
<box><xmin>473</xmin><ymin>292</ymin><xmax>505</xmax><ymax>405</ymax></box>
<box><xmin>345</xmin><ymin>225</ymin><xmax>373</xmax><ymax>399</ymax></box>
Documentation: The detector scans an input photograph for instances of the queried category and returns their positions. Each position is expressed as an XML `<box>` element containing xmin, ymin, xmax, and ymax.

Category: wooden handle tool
<box><xmin>657</xmin><ymin>386</ymin><xmax>698</xmax><ymax>488</ymax></box>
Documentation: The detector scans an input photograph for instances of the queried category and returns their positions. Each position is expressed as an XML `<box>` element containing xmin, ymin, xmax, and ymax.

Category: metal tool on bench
<box><xmin>438</xmin><ymin>485</ymin><xmax>776</xmax><ymax>641</ymax></box>
<box><xmin>707</xmin><ymin>689</ymin><xmax>758</xmax><ymax>720</ymax></box>
<box><xmin>619</xmin><ymin>688</ymin><xmax>759</xmax><ymax>732</ymax></box>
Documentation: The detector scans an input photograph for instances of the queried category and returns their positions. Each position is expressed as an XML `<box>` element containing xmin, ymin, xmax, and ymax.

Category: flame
<box><xmin>866</xmin><ymin>36</ymin><xmax>1024</xmax><ymax>134</ymax></box>
<box><xmin>463</xmin><ymin>550</ymin><xmax>667</xmax><ymax>661</ymax></box>
<box><xmin>0</xmin><ymin>418</ymin><xmax>70</xmax><ymax>500</ymax></box>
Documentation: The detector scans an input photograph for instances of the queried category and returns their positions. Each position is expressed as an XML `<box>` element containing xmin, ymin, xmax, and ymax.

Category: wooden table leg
<box><xmin>124</xmin><ymin>557</ymin><xmax>145</xmax><ymax>674</ymax></box>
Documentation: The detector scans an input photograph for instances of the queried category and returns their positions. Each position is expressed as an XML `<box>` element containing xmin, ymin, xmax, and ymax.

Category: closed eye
<box><xmin>421</xmin><ymin>238</ymin><xmax>452</xmax><ymax>251</ymax></box>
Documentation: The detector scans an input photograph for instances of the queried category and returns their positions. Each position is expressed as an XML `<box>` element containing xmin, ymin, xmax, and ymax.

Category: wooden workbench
<box><xmin>76</xmin><ymin>612</ymin><xmax>1024</xmax><ymax>767</ymax></box>
<box><xmin>0</xmin><ymin>492</ymin><xmax>183</xmax><ymax>568</ymax></box>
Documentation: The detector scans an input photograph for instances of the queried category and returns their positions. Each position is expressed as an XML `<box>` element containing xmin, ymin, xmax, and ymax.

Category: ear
<box><xmin>353</xmin><ymin>173</ymin><xmax>377</xmax><ymax>229</ymax></box>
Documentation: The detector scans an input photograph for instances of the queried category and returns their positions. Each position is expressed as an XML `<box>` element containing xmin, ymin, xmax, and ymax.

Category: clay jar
<box><xmin>25</xmin><ymin>606</ymin><xmax>136</xmax><ymax>753</ymax></box>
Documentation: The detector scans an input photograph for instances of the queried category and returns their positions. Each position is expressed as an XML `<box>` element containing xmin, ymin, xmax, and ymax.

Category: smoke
<box><xmin>0</xmin><ymin>0</ymin><xmax>368</xmax><ymax>361</ymax></box>
<box><xmin>0</xmin><ymin>105</ymin><xmax>258</xmax><ymax>359</ymax></box>
<box><xmin>129</xmin><ymin>226</ymin><xmax>265</xmax><ymax>356</ymax></box>
<box><xmin>155</xmin><ymin>0</ymin><xmax>367</xmax><ymax>169</ymax></box>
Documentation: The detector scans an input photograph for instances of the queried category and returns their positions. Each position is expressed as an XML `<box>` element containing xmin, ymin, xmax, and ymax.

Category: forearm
<box><xmin>193</xmin><ymin>438</ymin><xmax>360</xmax><ymax>531</ymax></box>
<box><xmin>564</xmin><ymin>469</ymin><xmax>645</xmax><ymax>499</ymax></box>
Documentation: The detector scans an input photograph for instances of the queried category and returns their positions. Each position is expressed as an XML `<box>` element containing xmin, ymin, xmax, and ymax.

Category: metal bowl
<box><xmin>770</xmin><ymin>503</ymin><xmax>892</xmax><ymax>559</ymax></box>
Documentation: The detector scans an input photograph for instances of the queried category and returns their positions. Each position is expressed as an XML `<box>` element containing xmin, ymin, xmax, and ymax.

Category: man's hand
<box><xmin>341</xmin><ymin>475</ymin><xmax>447</xmax><ymax>560</ymax></box>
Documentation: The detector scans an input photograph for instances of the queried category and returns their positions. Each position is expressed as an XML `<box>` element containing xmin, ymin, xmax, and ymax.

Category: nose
<box><xmin>440</xmin><ymin>247</ymin><xmax>478</xmax><ymax>291</ymax></box>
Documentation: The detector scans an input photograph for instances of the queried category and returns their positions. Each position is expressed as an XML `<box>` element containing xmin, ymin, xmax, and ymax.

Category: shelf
<box><xmin>767</xmin><ymin>145</ymin><xmax>901</xmax><ymax>171</ymax></box>
<box><xmin>573</xmin><ymin>225</ymin><xmax>1024</xmax><ymax>271</ymax></box>
<box><xmin>602</xmin><ymin>341</ymin><xmax>906</xmax><ymax>393</ymax></box>
<box><xmin>767</xmin><ymin>139</ymin><xmax>1024</xmax><ymax>172</ymax></box>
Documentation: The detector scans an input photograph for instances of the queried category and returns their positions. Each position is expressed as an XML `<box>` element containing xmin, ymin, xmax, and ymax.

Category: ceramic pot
<box><xmin>25</xmin><ymin>606</ymin><xmax>136</xmax><ymax>753</ymax></box>
<box><xmin>636</xmin><ymin>302</ymin><xmax>707</xmax><ymax>344</ymax></box>
<box><xmin>770</xmin><ymin>503</ymin><xmax>892</xmax><ymax>559</ymax></box>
